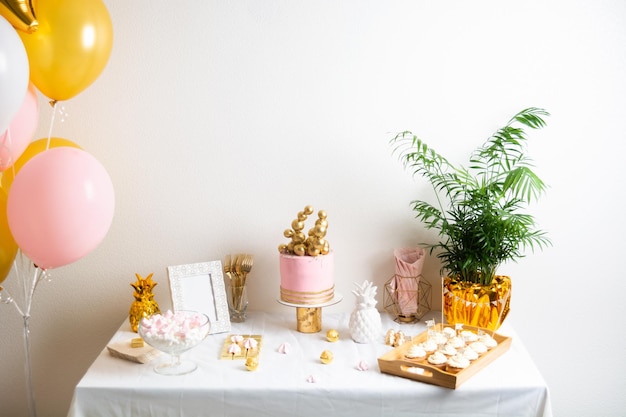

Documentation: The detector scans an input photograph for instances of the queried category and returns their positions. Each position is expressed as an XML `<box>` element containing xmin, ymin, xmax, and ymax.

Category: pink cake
<box><xmin>279</xmin><ymin>252</ymin><xmax>334</xmax><ymax>304</ymax></box>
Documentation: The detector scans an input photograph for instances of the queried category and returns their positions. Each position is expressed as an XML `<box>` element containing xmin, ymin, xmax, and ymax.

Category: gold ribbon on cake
<box><xmin>280</xmin><ymin>285</ymin><xmax>334</xmax><ymax>305</ymax></box>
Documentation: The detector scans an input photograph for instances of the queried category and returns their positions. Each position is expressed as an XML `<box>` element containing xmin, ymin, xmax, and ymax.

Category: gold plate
<box><xmin>220</xmin><ymin>335</ymin><xmax>262</xmax><ymax>360</ymax></box>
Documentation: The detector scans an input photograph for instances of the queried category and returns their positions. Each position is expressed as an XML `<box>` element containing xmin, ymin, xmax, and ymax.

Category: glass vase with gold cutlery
<box><xmin>223</xmin><ymin>254</ymin><xmax>254</xmax><ymax>322</ymax></box>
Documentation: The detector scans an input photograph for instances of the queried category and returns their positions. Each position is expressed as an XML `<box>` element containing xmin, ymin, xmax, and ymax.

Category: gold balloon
<box><xmin>0</xmin><ymin>0</ymin><xmax>38</xmax><ymax>33</ymax></box>
<box><xmin>18</xmin><ymin>0</ymin><xmax>113</xmax><ymax>101</ymax></box>
<box><xmin>303</xmin><ymin>205</ymin><xmax>314</xmax><ymax>215</ymax></box>
<box><xmin>0</xmin><ymin>187</ymin><xmax>18</xmax><ymax>284</ymax></box>
<box><xmin>1</xmin><ymin>137</ymin><xmax>81</xmax><ymax>190</ymax></box>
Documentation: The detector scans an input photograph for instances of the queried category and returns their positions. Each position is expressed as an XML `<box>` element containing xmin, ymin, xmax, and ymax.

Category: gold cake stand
<box><xmin>277</xmin><ymin>293</ymin><xmax>343</xmax><ymax>333</ymax></box>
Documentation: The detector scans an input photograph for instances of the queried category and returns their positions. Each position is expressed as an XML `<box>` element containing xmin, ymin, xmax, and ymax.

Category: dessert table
<box><xmin>67</xmin><ymin>311</ymin><xmax>552</xmax><ymax>417</ymax></box>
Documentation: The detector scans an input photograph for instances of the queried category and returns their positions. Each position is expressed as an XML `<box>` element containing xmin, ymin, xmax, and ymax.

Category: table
<box><xmin>67</xmin><ymin>311</ymin><xmax>552</xmax><ymax>417</ymax></box>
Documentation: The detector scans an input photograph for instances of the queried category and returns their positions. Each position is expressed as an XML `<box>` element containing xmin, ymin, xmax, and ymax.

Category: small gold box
<box><xmin>130</xmin><ymin>338</ymin><xmax>144</xmax><ymax>348</ymax></box>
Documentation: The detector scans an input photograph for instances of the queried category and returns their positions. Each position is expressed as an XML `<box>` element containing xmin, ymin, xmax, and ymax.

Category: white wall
<box><xmin>1</xmin><ymin>1</ymin><xmax>625</xmax><ymax>416</ymax></box>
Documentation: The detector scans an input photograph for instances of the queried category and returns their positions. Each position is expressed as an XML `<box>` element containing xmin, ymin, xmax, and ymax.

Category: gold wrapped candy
<box><xmin>326</xmin><ymin>329</ymin><xmax>339</xmax><ymax>342</ymax></box>
<box><xmin>320</xmin><ymin>350</ymin><xmax>333</xmax><ymax>364</ymax></box>
<box><xmin>245</xmin><ymin>356</ymin><xmax>259</xmax><ymax>371</ymax></box>
<box><xmin>278</xmin><ymin>205</ymin><xmax>330</xmax><ymax>256</ymax></box>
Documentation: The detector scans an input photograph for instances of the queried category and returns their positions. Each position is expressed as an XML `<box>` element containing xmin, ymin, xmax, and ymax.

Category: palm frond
<box><xmin>391</xmin><ymin>108</ymin><xmax>551</xmax><ymax>285</ymax></box>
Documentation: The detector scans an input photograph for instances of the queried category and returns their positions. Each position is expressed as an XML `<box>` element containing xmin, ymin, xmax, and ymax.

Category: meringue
<box><xmin>243</xmin><ymin>337</ymin><xmax>258</xmax><ymax>350</ymax></box>
<box><xmin>356</xmin><ymin>360</ymin><xmax>369</xmax><ymax>371</ymax></box>
<box><xmin>278</xmin><ymin>342</ymin><xmax>291</xmax><ymax>354</ymax></box>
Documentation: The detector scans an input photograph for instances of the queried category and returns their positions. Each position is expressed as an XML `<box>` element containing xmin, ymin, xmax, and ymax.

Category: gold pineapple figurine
<box><xmin>129</xmin><ymin>273</ymin><xmax>161</xmax><ymax>332</ymax></box>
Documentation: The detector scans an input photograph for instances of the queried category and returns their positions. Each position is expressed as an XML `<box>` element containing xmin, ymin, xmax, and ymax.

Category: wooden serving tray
<box><xmin>378</xmin><ymin>324</ymin><xmax>511</xmax><ymax>389</ymax></box>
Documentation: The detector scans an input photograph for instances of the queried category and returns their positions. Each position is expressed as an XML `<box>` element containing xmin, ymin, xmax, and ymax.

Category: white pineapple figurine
<box><xmin>349</xmin><ymin>280</ymin><xmax>382</xmax><ymax>343</ymax></box>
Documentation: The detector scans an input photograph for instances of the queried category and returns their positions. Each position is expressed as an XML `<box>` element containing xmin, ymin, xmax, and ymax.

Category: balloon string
<box><xmin>1</xmin><ymin>128</ymin><xmax>14</xmax><ymax>168</ymax></box>
<box><xmin>2</xmin><ymin>251</ymin><xmax>42</xmax><ymax>417</ymax></box>
<box><xmin>45</xmin><ymin>100</ymin><xmax>59</xmax><ymax>151</ymax></box>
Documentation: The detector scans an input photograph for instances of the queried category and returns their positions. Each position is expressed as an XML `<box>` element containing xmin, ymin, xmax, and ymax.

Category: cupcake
<box><xmin>419</xmin><ymin>339</ymin><xmax>438</xmax><ymax>354</ymax></box>
<box><xmin>404</xmin><ymin>344</ymin><xmax>427</xmax><ymax>360</ymax></box>
<box><xmin>478</xmin><ymin>333</ymin><xmax>498</xmax><ymax>349</ymax></box>
<box><xmin>430</xmin><ymin>332</ymin><xmax>448</xmax><ymax>346</ymax></box>
<box><xmin>461</xmin><ymin>330</ymin><xmax>478</xmax><ymax>343</ymax></box>
<box><xmin>439</xmin><ymin>343</ymin><xmax>458</xmax><ymax>356</ymax></box>
<box><xmin>468</xmin><ymin>341</ymin><xmax>488</xmax><ymax>355</ymax></box>
<box><xmin>446</xmin><ymin>353</ymin><xmax>470</xmax><ymax>372</ymax></box>
<box><xmin>447</xmin><ymin>336</ymin><xmax>465</xmax><ymax>349</ymax></box>
<box><xmin>442</xmin><ymin>327</ymin><xmax>457</xmax><ymax>339</ymax></box>
<box><xmin>461</xmin><ymin>347</ymin><xmax>479</xmax><ymax>361</ymax></box>
<box><xmin>426</xmin><ymin>351</ymin><xmax>448</xmax><ymax>368</ymax></box>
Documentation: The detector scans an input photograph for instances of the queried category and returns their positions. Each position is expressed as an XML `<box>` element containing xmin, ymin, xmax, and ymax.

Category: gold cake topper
<box><xmin>278</xmin><ymin>205</ymin><xmax>330</xmax><ymax>256</ymax></box>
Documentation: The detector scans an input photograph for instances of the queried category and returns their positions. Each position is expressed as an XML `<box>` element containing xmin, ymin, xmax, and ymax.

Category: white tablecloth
<box><xmin>67</xmin><ymin>311</ymin><xmax>552</xmax><ymax>417</ymax></box>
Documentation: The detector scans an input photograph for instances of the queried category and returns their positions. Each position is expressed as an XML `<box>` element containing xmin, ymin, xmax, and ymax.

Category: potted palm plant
<box><xmin>391</xmin><ymin>107</ymin><xmax>551</xmax><ymax>330</ymax></box>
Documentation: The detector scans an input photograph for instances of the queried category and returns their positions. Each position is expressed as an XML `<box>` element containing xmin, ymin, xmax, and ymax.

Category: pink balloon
<box><xmin>7</xmin><ymin>147</ymin><xmax>115</xmax><ymax>269</ymax></box>
<box><xmin>0</xmin><ymin>83</ymin><xmax>39</xmax><ymax>171</ymax></box>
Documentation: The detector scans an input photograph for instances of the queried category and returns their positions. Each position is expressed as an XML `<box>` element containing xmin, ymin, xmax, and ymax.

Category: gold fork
<box><xmin>240</xmin><ymin>254</ymin><xmax>254</xmax><ymax>286</ymax></box>
<box><xmin>223</xmin><ymin>254</ymin><xmax>232</xmax><ymax>280</ymax></box>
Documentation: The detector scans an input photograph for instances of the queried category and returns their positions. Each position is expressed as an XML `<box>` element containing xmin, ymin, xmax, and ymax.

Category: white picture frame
<box><xmin>167</xmin><ymin>260</ymin><xmax>231</xmax><ymax>334</ymax></box>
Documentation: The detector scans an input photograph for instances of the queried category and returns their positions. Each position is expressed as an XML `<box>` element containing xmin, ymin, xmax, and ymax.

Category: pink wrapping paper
<box><xmin>390</xmin><ymin>247</ymin><xmax>425</xmax><ymax>316</ymax></box>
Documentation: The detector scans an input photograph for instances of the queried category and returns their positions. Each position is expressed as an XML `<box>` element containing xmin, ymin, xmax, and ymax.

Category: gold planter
<box><xmin>443</xmin><ymin>275</ymin><xmax>511</xmax><ymax>331</ymax></box>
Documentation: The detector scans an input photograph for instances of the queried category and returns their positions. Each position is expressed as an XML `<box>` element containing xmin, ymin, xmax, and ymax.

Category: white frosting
<box><xmin>478</xmin><ymin>334</ymin><xmax>498</xmax><ymax>348</ymax></box>
<box><xmin>430</xmin><ymin>333</ymin><xmax>448</xmax><ymax>346</ymax></box>
<box><xmin>419</xmin><ymin>340</ymin><xmax>438</xmax><ymax>353</ymax></box>
<box><xmin>405</xmin><ymin>344</ymin><xmax>427</xmax><ymax>359</ymax></box>
<box><xmin>439</xmin><ymin>344</ymin><xmax>458</xmax><ymax>356</ymax></box>
<box><xmin>469</xmin><ymin>341</ymin><xmax>488</xmax><ymax>354</ymax></box>
<box><xmin>427</xmin><ymin>351</ymin><xmax>447</xmax><ymax>365</ymax></box>
<box><xmin>461</xmin><ymin>330</ymin><xmax>478</xmax><ymax>343</ymax></box>
<box><xmin>447</xmin><ymin>336</ymin><xmax>465</xmax><ymax>349</ymax></box>
<box><xmin>447</xmin><ymin>353</ymin><xmax>470</xmax><ymax>369</ymax></box>
<box><xmin>462</xmin><ymin>347</ymin><xmax>479</xmax><ymax>361</ymax></box>
<box><xmin>442</xmin><ymin>327</ymin><xmax>456</xmax><ymax>338</ymax></box>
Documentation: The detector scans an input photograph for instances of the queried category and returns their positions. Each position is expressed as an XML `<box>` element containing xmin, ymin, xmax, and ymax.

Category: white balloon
<box><xmin>0</xmin><ymin>15</ymin><xmax>29</xmax><ymax>135</ymax></box>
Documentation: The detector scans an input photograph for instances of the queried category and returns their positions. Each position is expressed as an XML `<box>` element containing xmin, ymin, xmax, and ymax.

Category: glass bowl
<box><xmin>138</xmin><ymin>310</ymin><xmax>210</xmax><ymax>375</ymax></box>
